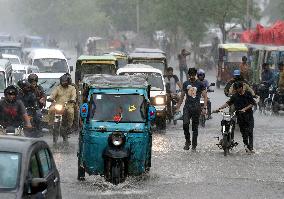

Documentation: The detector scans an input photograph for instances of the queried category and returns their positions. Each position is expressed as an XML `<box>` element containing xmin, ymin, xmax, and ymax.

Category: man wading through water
<box><xmin>176</xmin><ymin>68</ymin><xmax>208</xmax><ymax>151</ymax></box>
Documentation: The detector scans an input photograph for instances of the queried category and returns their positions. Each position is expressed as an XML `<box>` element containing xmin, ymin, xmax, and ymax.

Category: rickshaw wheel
<box><xmin>77</xmin><ymin>162</ymin><xmax>85</xmax><ymax>181</ymax></box>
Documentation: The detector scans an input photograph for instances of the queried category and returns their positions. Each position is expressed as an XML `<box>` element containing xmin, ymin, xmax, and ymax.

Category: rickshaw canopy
<box><xmin>77</xmin><ymin>55</ymin><xmax>116</xmax><ymax>65</ymax></box>
<box><xmin>218</xmin><ymin>43</ymin><xmax>248</xmax><ymax>52</ymax></box>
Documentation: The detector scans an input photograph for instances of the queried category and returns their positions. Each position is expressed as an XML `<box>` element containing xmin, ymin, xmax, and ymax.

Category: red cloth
<box><xmin>240</xmin><ymin>21</ymin><xmax>284</xmax><ymax>45</ymax></box>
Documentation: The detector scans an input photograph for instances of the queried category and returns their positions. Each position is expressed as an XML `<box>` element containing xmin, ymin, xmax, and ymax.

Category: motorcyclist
<box><xmin>197</xmin><ymin>69</ymin><xmax>212</xmax><ymax>119</ymax></box>
<box><xmin>164</xmin><ymin>67</ymin><xmax>182</xmax><ymax>122</ymax></box>
<box><xmin>214</xmin><ymin>81</ymin><xmax>256</xmax><ymax>153</ymax></box>
<box><xmin>261</xmin><ymin>63</ymin><xmax>274</xmax><ymax>87</ymax></box>
<box><xmin>224</xmin><ymin>69</ymin><xmax>256</xmax><ymax>97</ymax></box>
<box><xmin>48</xmin><ymin>74</ymin><xmax>77</xmax><ymax>144</ymax></box>
<box><xmin>27</xmin><ymin>74</ymin><xmax>46</xmax><ymax>109</ymax></box>
<box><xmin>0</xmin><ymin>85</ymin><xmax>32</xmax><ymax>128</ymax></box>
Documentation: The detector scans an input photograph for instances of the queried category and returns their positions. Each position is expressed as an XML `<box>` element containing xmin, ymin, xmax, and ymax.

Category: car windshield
<box><xmin>119</xmin><ymin>72</ymin><xmax>164</xmax><ymax>91</ymax></box>
<box><xmin>227</xmin><ymin>52</ymin><xmax>247</xmax><ymax>62</ymax></box>
<box><xmin>89</xmin><ymin>94</ymin><xmax>147</xmax><ymax>123</ymax></box>
<box><xmin>12</xmin><ymin>72</ymin><xmax>25</xmax><ymax>83</ymax></box>
<box><xmin>0</xmin><ymin>48</ymin><xmax>22</xmax><ymax>58</ymax></box>
<box><xmin>34</xmin><ymin>58</ymin><xmax>68</xmax><ymax>73</ymax></box>
<box><xmin>0</xmin><ymin>152</ymin><xmax>20</xmax><ymax>190</ymax></box>
<box><xmin>38</xmin><ymin>78</ymin><xmax>60</xmax><ymax>95</ymax></box>
<box><xmin>8</xmin><ymin>58</ymin><xmax>20</xmax><ymax>64</ymax></box>
<box><xmin>0</xmin><ymin>72</ymin><xmax>5</xmax><ymax>92</ymax></box>
<box><xmin>133</xmin><ymin>60</ymin><xmax>165</xmax><ymax>72</ymax></box>
<box><xmin>80</xmin><ymin>63</ymin><xmax>116</xmax><ymax>76</ymax></box>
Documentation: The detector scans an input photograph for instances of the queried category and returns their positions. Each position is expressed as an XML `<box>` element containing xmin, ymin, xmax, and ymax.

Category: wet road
<box><xmin>42</xmin><ymin>73</ymin><xmax>284</xmax><ymax>199</ymax></box>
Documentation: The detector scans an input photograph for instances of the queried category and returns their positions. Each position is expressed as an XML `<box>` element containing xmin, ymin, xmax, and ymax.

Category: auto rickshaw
<box><xmin>128</xmin><ymin>50</ymin><xmax>168</xmax><ymax>74</ymax></box>
<box><xmin>216</xmin><ymin>43</ymin><xmax>248</xmax><ymax>88</ymax></box>
<box><xmin>104</xmin><ymin>51</ymin><xmax>128</xmax><ymax>68</ymax></box>
<box><xmin>78</xmin><ymin>74</ymin><xmax>156</xmax><ymax>185</ymax></box>
<box><xmin>75</xmin><ymin>55</ymin><xmax>117</xmax><ymax>85</ymax></box>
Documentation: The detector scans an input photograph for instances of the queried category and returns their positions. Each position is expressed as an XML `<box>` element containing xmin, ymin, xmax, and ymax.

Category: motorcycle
<box><xmin>255</xmin><ymin>82</ymin><xmax>270</xmax><ymax>114</ymax></box>
<box><xmin>47</xmin><ymin>99</ymin><xmax>75</xmax><ymax>144</ymax></box>
<box><xmin>200</xmin><ymin>83</ymin><xmax>215</xmax><ymax>127</ymax></box>
<box><xmin>213</xmin><ymin>110</ymin><xmax>238</xmax><ymax>156</ymax></box>
<box><xmin>272</xmin><ymin>87</ymin><xmax>284</xmax><ymax>115</ymax></box>
<box><xmin>262</xmin><ymin>85</ymin><xmax>275</xmax><ymax>115</ymax></box>
<box><xmin>0</xmin><ymin>125</ymin><xmax>24</xmax><ymax>136</ymax></box>
<box><xmin>167</xmin><ymin>92</ymin><xmax>179</xmax><ymax>125</ymax></box>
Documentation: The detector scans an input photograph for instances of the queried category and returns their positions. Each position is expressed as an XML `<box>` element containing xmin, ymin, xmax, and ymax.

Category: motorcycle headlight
<box><xmin>55</xmin><ymin>104</ymin><xmax>63</xmax><ymax>111</ymax></box>
<box><xmin>155</xmin><ymin>96</ymin><xmax>165</xmax><ymax>105</ymax></box>
<box><xmin>109</xmin><ymin>132</ymin><xmax>126</xmax><ymax>147</ymax></box>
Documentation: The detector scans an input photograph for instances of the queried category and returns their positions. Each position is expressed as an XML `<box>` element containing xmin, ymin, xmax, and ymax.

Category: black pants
<box><xmin>237</xmin><ymin>112</ymin><xmax>254</xmax><ymax>150</ymax></box>
<box><xmin>183</xmin><ymin>107</ymin><xmax>200</xmax><ymax>147</ymax></box>
<box><xmin>207</xmin><ymin>100</ymin><xmax>212</xmax><ymax>117</ymax></box>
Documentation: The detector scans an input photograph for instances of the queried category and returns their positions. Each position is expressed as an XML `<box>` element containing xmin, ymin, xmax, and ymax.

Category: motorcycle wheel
<box><xmin>173</xmin><ymin>119</ymin><xmax>177</xmax><ymax>125</ymax></box>
<box><xmin>109</xmin><ymin>160</ymin><xmax>126</xmax><ymax>185</ymax></box>
<box><xmin>222</xmin><ymin>134</ymin><xmax>229</xmax><ymax>156</ymax></box>
<box><xmin>200</xmin><ymin>115</ymin><xmax>206</xmax><ymax>127</ymax></box>
<box><xmin>156</xmin><ymin>117</ymin><xmax>166</xmax><ymax>130</ymax></box>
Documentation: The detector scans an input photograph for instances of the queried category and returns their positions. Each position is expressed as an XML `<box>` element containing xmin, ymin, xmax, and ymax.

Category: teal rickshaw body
<box><xmin>78</xmin><ymin>74</ymin><xmax>155</xmax><ymax>184</ymax></box>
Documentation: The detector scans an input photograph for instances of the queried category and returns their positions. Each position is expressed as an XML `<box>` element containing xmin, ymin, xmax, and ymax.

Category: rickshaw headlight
<box><xmin>155</xmin><ymin>96</ymin><xmax>165</xmax><ymax>105</ymax></box>
<box><xmin>55</xmin><ymin>104</ymin><xmax>63</xmax><ymax>111</ymax></box>
<box><xmin>109</xmin><ymin>132</ymin><xmax>126</xmax><ymax>147</ymax></box>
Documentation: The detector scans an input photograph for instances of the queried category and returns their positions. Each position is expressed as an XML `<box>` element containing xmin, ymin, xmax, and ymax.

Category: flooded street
<box><xmin>42</xmin><ymin>73</ymin><xmax>284</xmax><ymax>199</ymax></box>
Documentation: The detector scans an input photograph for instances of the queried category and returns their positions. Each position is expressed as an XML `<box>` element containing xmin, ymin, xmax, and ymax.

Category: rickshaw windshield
<box><xmin>34</xmin><ymin>58</ymin><xmax>68</xmax><ymax>73</ymax></box>
<box><xmin>80</xmin><ymin>63</ymin><xmax>116</xmax><ymax>75</ymax></box>
<box><xmin>117</xmin><ymin>59</ymin><xmax>127</xmax><ymax>68</ymax></box>
<box><xmin>0</xmin><ymin>48</ymin><xmax>22</xmax><ymax>58</ymax></box>
<box><xmin>38</xmin><ymin>78</ymin><xmax>60</xmax><ymax>95</ymax></box>
<box><xmin>119</xmin><ymin>72</ymin><xmax>164</xmax><ymax>91</ymax></box>
<box><xmin>227</xmin><ymin>51</ymin><xmax>247</xmax><ymax>62</ymax></box>
<box><xmin>0</xmin><ymin>72</ymin><xmax>5</xmax><ymax>92</ymax></box>
<box><xmin>0</xmin><ymin>152</ymin><xmax>20</xmax><ymax>190</ymax></box>
<box><xmin>90</xmin><ymin>94</ymin><xmax>147</xmax><ymax>123</ymax></box>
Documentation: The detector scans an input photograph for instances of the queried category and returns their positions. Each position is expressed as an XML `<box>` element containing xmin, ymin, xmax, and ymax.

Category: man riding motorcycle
<box><xmin>48</xmin><ymin>74</ymin><xmax>77</xmax><ymax>144</ymax></box>
<box><xmin>224</xmin><ymin>70</ymin><xmax>256</xmax><ymax>97</ymax></box>
<box><xmin>17</xmin><ymin>80</ymin><xmax>42</xmax><ymax>133</ymax></box>
<box><xmin>0</xmin><ymin>85</ymin><xmax>32</xmax><ymax>129</ymax></box>
<box><xmin>164</xmin><ymin>67</ymin><xmax>182</xmax><ymax>122</ymax></box>
<box><xmin>197</xmin><ymin>69</ymin><xmax>213</xmax><ymax>119</ymax></box>
<box><xmin>28</xmin><ymin>74</ymin><xmax>46</xmax><ymax>109</ymax></box>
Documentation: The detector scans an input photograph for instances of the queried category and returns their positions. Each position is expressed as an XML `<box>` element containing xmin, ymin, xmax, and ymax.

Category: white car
<box><xmin>10</xmin><ymin>64</ymin><xmax>39</xmax><ymax>85</ymax></box>
<box><xmin>28</xmin><ymin>48</ymin><xmax>73</xmax><ymax>73</ymax></box>
<box><xmin>1</xmin><ymin>53</ymin><xmax>21</xmax><ymax>64</ymax></box>
<box><xmin>117</xmin><ymin>64</ymin><xmax>167</xmax><ymax>130</ymax></box>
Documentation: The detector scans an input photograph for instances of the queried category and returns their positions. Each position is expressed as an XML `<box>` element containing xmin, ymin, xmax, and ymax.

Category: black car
<box><xmin>0</xmin><ymin>136</ymin><xmax>61</xmax><ymax>199</ymax></box>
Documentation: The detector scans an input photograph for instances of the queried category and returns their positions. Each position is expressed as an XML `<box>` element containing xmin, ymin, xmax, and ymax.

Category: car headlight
<box><xmin>109</xmin><ymin>132</ymin><xmax>126</xmax><ymax>147</ymax></box>
<box><xmin>55</xmin><ymin>104</ymin><xmax>63</xmax><ymax>111</ymax></box>
<box><xmin>155</xmin><ymin>96</ymin><xmax>165</xmax><ymax>105</ymax></box>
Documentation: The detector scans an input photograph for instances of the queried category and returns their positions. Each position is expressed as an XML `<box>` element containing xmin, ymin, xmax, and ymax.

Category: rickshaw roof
<box><xmin>117</xmin><ymin>64</ymin><xmax>163</xmax><ymax>75</ymax></box>
<box><xmin>104</xmin><ymin>51</ymin><xmax>128</xmax><ymax>59</ymax></box>
<box><xmin>83</xmin><ymin>74</ymin><xmax>148</xmax><ymax>89</ymax></box>
<box><xmin>129</xmin><ymin>52</ymin><xmax>166</xmax><ymax>59</ymax></box>
<box><xmin>133</xmin><ymin>48</ymin><xmax>165</xmax><ymax>54</ymax></box>
<box><xmin>77</xmin><ymin>55</ymin><xmax>117</xmax><ymax>61</ymax></box>
<box><xmin>218</xmin><ymin>43</ymin><xmax>248</xmax><ymax>51</ymax></box>
<box><xmin>24</xmin><ymin>35</ymin><xmax>43</xmax><ymax>40</ymax></box>
<box><xmin>0</xmin><ymin>42</ymin><xmax>22</xmax><ymax>48</ymax></box>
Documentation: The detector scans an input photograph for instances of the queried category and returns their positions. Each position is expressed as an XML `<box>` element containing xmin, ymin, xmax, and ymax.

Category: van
<box><xmin>28</xmin><ymin>49</ymin><xmax>73</xmax><ymax>73</ymax></box>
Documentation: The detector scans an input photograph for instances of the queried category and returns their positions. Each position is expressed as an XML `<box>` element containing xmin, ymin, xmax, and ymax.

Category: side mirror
<box><xmin>210</xmin><ymin>82</ymin><xmax>215</xmax><ymax>87</ymax></box>
<box><xmin>148</xmin><ymin>106</ymin><xmax>156</xmax><ymax>121</ymax></box>
<box><xmin>80</xmin><ymin>103</ymin><xmax>89</xmax><ymax>118</ymax></box>
<box><xmin>70</xmin><ymin>66</ymin><xmax>74</xmax><ymax>72</ymax></box>
<box><xmin>30</xmin><ymin>178</ymin><xmax>47</xmax><ymax>194</ymax></box>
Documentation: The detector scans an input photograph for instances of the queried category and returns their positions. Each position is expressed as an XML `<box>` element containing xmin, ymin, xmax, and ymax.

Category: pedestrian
<box><xmin>176</xmin><ymin>68</ymin><xmax>208</xmax><ymax>151</ymax></box>
<box><xmin>178</xmin><ymin>49</ymin><xmax>191</xmax><ymax>82</ymax></box>
<box><xmin>214</xmin><ymin>81</ymin><xmax>256</xmax><ymax>153</ymax></box>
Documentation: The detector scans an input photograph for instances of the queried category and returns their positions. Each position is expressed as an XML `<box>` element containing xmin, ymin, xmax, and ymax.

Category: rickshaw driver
<box><xmin>48</xmin><ymin>74</ymin><xmax>77</xmax><ymax>143</ymax></box>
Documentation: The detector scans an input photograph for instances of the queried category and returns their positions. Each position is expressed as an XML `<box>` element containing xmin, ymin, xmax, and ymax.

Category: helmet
<box><xmin>17</xmin><ymin>79</ymin><xmax>31</xmax><ymax>90</ymax></box>
<box><xmin>60</xmin><ymin>74</ymin><xmax>69</xmax><ymax>86</ymax></box>
<box><xmin>197</xmin><ymin>69</ymin><xmax>205</xmax><ymax>76</ymax></box>
<box><xmin>28</xmin><ymin>74</ymin><xmax>38</xmax><ymax>83</ymax></box>
<box><xmin>233</xmin><ymin>81</ymin><xmax>243</xmax><ymax>90</ymax></box>
<box><xmin>4</xmin><ymin>85</ymin><xmax>18</xmax><ymax>97</ymax></box>
<box><xmin>64</xmin><ymin>73</ymin><xmax>72</xmax><ymax>84</ymax></box>
<box><xmin>242</xmin><ymin>56</ymin><xmax>247</xmax><ymax>62</ymax></box>
<box><xmin>233</xmin><ymin>70</ymin><xmax>240</xmax><ymax>76</ymax></box>
<box><xmin>188</xmin><ymin>68</ymin><xmax>197</xmax><ymax>76</ymax></box>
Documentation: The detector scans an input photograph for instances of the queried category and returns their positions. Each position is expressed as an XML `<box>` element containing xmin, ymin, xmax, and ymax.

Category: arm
<box><xmin>177</xmin><ymin>81</ymin><xmax>183</xmax><ymax>90</ymax></box>
<box><xmin>176</xmin><ymin>91</ymin><xmax>185</xmax><ymax>111</ymax></box>
<box><xmin>244</xmin><ymin>83</ymin><xmax>256</xmax><ymax>96</ymax></box>
<box><xmin>201</xmin><ymin>89</ymin><xmax>208</xmax><ymax>108</ymax></box>
<box><xmin>49</xmin><ymin>86</ymin><xmax>58</xmax><ymax>101</ymax></box>
<box><xmin>18</xmin><ymin>101</ymin><xmax>32</xmax><ymax>128</ymax></box>
<box><xmin>70</xmin><ymin>86</ymin><xmax>77</xmax><ymax>102</ymax></box>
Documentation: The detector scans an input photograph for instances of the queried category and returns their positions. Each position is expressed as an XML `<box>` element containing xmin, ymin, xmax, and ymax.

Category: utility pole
<box><xmin>246</xmin><ymin>0</ymin><xmax>252</xmax><ymax>30</ymax></box>
<box><xmin>136</xmin><ymin>0</ymin><xmax>140</xmax><ymax>34</ymax></box>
